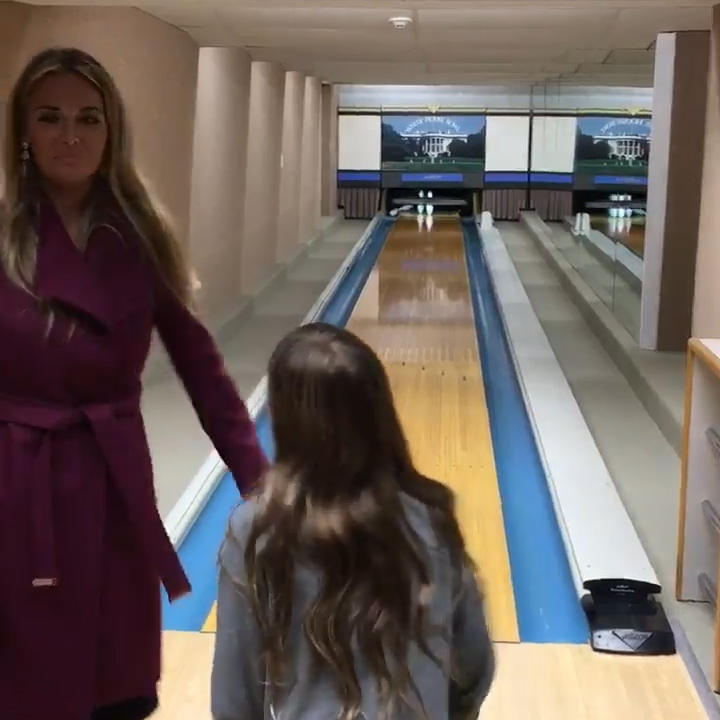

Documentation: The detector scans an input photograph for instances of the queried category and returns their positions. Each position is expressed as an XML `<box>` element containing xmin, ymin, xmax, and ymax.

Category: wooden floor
<box><xmin>155</xmin><ymin>631</ymin><xmax>710</xmax><ymax>720</ymax></box>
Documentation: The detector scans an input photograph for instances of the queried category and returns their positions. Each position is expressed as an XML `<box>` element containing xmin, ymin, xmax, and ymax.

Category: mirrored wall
<box><xmin>552</xmin><ymin>196</ymin><xmax>644</xmax><ymax>339</ymax></box>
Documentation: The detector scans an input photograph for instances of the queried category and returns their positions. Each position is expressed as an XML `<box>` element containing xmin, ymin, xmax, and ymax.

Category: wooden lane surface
<box><xmin>203</xmin><ymin>216</ymin><xmax>519</xmax><ymax>642</ymax></box>
<box><xmin>155</xmin><ymin>631</ymin><xmax>709</xmax><ymax>720</ymax></box>
<box><xmin>346</xmin><ymin>216</ymin><xmax>518</xmax><ymax>642</ymax></box>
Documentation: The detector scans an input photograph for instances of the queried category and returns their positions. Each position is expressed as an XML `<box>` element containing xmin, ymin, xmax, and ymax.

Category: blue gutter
<box><xmin>462</xmin><ymin>219</ymin><xmax>588</xmax><ymax>644</ymax></box>
<box><xmin>163</xmin><ymin>217</ymin><xmax>395</xmax><ymax>630</ymax></box>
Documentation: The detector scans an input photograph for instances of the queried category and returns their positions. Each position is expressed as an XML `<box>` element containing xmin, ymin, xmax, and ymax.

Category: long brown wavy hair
<box><xmin>0</xmin><ymin>47</ymin><xmax>192</xmax><ymax>307</ymax></box>
<box><xmin>235</xmin><ymin>322</ymin><xmax>473</xmax><ymax>720</ymax></box>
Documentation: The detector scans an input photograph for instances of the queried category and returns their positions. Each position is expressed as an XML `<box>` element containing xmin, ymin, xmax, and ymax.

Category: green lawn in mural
<box><xmin>575</xmin><ymin>159</ymin><xmax>648</xmax><ymax>176</ymax></box>
<box><xmin>382</xmin><ymin>158</ymin><xmax>486</xmax><ymax>173</ymax></box>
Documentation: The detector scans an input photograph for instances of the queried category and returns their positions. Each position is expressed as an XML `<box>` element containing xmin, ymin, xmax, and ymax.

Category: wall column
<box><xmin>694</xmin><ymin>6</ymin><xmax>720</xmax><ymax>338</ymax></box>
<box><xmin>320</xmin><ymin>82</ymin><xmax>338</xmax><ymax>216</ymax></box>
<box><xmin>241</xmin><ymin>61</ymin><xmax>285</xmax><ymax>293</ymax></box>
<box><xmin>276</xmin><ymin>71</ymin><xmax>305</xmax><ymax>263</ymax></box>
<box><xmin>640</xmin><ymin>30</ymin><xmax>710</xmax><ymax>350</ymax></box>
<box><xmin>188</xmin><ymin>47</ymin><xmax>251</xmax><ymax>321</ymax></box>
<box><xmin>298</xmin><ymin>76</ymin><xmax>322</xmax><ymax>244</ymax></box>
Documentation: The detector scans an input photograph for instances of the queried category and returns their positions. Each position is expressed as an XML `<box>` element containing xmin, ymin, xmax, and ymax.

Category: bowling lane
<box><xmin>202</xmin><ymin>215</ymin><xmax>519</xmax><ymax>641</ymax></box>
<box><xmin>346</xmin><ymin>216</ymin><xmax>519</xmax><ymax>642</ymax></box>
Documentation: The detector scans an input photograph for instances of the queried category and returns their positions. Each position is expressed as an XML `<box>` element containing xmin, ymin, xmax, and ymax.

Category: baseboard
<box><xmin>142</xmin><ymin>211</ymin><xmax>345</xmax><ymax>386</ymax></box>
<box><xmin>519</xmin><ymin>211</ymin><xmax>683</xmax><ymax>456</ymax></box>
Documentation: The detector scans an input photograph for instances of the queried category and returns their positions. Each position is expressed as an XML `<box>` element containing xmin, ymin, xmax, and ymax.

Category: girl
<box><xmin>212</xmin><ymin>322</ymin><xmax>495</xmax><ymax>720</ymax></box>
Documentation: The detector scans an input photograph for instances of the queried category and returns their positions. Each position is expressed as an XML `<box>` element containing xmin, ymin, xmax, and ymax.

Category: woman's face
<box><xmin>24</xmin><ymin>72</ymin><xmax>108</xmax><ymax>189</ymax></box>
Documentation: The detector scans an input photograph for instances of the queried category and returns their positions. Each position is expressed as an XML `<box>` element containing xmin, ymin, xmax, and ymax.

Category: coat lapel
<box><xmin>33</xmin><ymin>199</ymin><xmax>151</xmax><ymax>331</ymax></box>
<box><xmin>34</xmin><ymin>202</ymin><xmax>113</xmax><ymax>330</ymax></box>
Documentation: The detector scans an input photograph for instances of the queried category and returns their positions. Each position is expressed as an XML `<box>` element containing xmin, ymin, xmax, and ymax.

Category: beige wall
<box><xmin>0</xmin><ymin>2</ymin><xmax>29</xmax><ymax>98</ymax></box>
<box><xmin>0</xmin><ymin>1</ymin><xmax>337</xmax><ymax>327</ymax></box>
<box><xmin>694</xmin><ymin>5</ymin><xmax>720</xmax><ymax>338</ymax></box>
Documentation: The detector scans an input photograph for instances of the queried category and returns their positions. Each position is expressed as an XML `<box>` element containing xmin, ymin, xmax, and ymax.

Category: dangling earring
<box><xmin>20</xmin><ymin>141</ymin><xmax>29</xmax><ymax>177</ymax></box>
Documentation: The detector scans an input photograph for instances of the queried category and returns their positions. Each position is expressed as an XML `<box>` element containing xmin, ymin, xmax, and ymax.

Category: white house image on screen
<box><xmin>592</xmin><ymin>118</ymin><xmax>651</xmax><ymax>161</ymax></box>
<box><xmin>400</xmin><ymin>117</ymin><xmax>468</xmax><ymax>160</ymax></box>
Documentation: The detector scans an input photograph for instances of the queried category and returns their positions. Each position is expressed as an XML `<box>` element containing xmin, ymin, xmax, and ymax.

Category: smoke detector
<box><xmin>389</xmin><ymin>16</ymin><xmax>412</xmax><ymax>29</ymax></box>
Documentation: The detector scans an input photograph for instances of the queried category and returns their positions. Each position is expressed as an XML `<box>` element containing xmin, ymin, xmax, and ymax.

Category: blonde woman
<box><xmin>0</xmin><ymin>47</ymin><xmax>267</xmax><ymax>720</ymax></box>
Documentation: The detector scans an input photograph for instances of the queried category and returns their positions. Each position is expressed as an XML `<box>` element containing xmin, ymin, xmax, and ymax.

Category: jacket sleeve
<box><xmin>212</xmin><ymin>506</ymin><xmax>265</xmax><ymax>720</ymax></box>
<box><xmin>153</xmin><ymin>278</ymin><xmax>269</xmax><ymax>496</ymax></box>
<box><xmin>449</xmin><ymin>566</ymin><xmax>496</xmax><ymax>720</ymax></box>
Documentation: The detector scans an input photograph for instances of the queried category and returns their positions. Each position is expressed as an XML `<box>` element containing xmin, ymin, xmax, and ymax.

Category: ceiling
<box><xmin>30</xmin><ymin>0</ymin><xmax>719</xmax><ymax>86</ymax></box>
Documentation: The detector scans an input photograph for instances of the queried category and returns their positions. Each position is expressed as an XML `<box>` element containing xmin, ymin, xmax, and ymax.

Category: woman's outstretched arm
<box><xmin>153</xmin><ymin>279</ymin><xmax>268</xmax><ymax>495</ymax></box>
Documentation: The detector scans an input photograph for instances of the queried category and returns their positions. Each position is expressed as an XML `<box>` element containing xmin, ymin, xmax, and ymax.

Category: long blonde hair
<box><xmin>0</xmin><ymin>47</ymin><xmax>192</xmax><ymax>306</ymax></box>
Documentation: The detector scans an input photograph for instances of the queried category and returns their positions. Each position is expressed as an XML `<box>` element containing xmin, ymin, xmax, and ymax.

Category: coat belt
<box><xmin>0</xmin><ymin>394</ymin><xmax>191</xmax><ymax>600</ymax></box>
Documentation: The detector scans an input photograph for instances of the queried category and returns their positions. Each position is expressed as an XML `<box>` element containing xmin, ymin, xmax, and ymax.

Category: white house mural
<box><xmin>575</xmin><ymin>116</ymin><xmax>652</xmax><ymax>173</ymax></box>
<box><xmin>381</xmin><ymin>114</ymin><xmax>486</xmax><ymax>173</ymax></box>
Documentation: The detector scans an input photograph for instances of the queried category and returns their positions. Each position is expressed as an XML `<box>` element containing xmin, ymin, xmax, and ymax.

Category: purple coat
<box><xmin>0</xmin><ymin>201</ymin><xmax>267</xmax><ymax>719</ymax></box>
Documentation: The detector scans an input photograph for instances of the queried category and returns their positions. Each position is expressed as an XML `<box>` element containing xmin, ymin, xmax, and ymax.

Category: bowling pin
<box><xmin>582</xmin><ymin>213</ymin><xmax>591</xmax><ymax>235</ymax></box>
<box><xmin>427</xmin><ymin>190</ymin><xmax>433</xmax><ymax>199</ymax></box>
<box><xmin>609</xmin><ymin>206</ymin><xmax>618</xmax><ymax>218</ymax></box>
<box><xmin>426</xmin><ymin>203</ymin><xmax>434</xmax><ymax>216</ymax></box>
<box><xmin>417</xmin><ymin>204</ymin><xmax>425</xmax><ymax>215</ymax></box>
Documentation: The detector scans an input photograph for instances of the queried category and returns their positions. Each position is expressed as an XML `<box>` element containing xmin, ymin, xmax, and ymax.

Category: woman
<box><xmin>211</xmin><ymin>324</ymin><xmax>495</xmax><ymax>720</ymax></box>
<box><xmin>0</xmin><ymin>48</ymin><xmax>267</xmax><ymax>720</ymax></box>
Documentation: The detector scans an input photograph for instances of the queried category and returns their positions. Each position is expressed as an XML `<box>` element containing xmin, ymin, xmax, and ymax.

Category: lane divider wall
<box><xmin>479</xmin><ymin>221</ymin><xmax>659</xmax><ymax>593</ymax></box>
<box><xmin>462</xmin><ymin>219</ymin><xmax>589</xmax><ymax>643</ymax></box>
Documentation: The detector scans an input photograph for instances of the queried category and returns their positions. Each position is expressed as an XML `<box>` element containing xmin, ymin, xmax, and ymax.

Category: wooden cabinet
<box><xmin>676</xmin><ymin>338</ymin><xmax>720</xmax><ymax>690</ymax></box>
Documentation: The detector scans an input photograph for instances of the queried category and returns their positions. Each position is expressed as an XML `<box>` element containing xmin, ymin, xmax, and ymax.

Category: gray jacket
<box><xmin>211</xmin><ymin>494</ymin><xmax>495</xmax><ymax>720</ymax></box>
